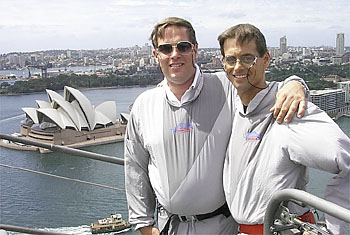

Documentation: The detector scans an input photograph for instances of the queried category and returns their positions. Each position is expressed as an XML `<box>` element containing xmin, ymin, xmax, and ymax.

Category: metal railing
<box><xmin>2</xmin><ymin>134</ymin><xmax>350</xmax><ymax>234</ymax></box>
<box><xmin>264</xmin><ymin>188</ymin><xmax>350</xmax><ymax>234</ymax></box>
<box><xmin>0</xmin><ymin>133</ymin><xmax>125</xmax><ymax>234</ymax></box>
<box><xmin>0</xmin><ymin>134</ymin><xmax>124</xmax><ymax>165</ymax></box>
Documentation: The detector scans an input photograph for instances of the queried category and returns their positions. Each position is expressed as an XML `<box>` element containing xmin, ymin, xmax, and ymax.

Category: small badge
<box><xmin>173</xmin><ymin>122</ymin><xmax>193</xmax><ymax>133</ymax></box>
<box><xmin>246</xmin><ymin>131</ymin><xmax>261</xmax><ymax>141</ymax></box>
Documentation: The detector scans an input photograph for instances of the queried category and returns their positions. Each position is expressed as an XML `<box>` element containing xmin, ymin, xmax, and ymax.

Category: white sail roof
<box><xmin>70</xmin><ymin>100</ymin><xmax>90</xmax><ymax>130</ymax></box>
<box><xmin>35</xmin><ymin>100</ymin><xmax>51</xmax><ymax>108</ymax></box>
<box><xmin>51</xmin><ymin>98</ymin><xmax>80</xmax><ymax>130</ymax></box>
<box><xmin>94</xmin><ymin>111</ymin><xmax>113</xmax><ymax>128</ymax></box>
<box><xmin>95</xmin><ymin>101</ymin><xmax>117</xmax><ymax>124</ymax></box>
<box><xmin>64</xmin><ymin>86</ymin><xmax>95</xmax><ymax>130</ymax></box>
<box><xmin>37</xmin><ymin>108</ymin><xmax>75</xmax><ymax>130</ymax></box>
<box><xmin>23</xmin><ymin>86</ymin><xmax>119</xmax><ymax>131</ymax></box>
<box><xmin>46</xmin><ymin>89</ymin><xmax>64</xmax><ymax>104</ymax></box>
<box><xmin>120</xmin><ymin>112</ymin><xmax>130</xmax><ymax>123</ymax></box>
<box><xmin>22</xmin><ymin>107</ymin><xmax>39</xmax><ymax>124</ymax></box>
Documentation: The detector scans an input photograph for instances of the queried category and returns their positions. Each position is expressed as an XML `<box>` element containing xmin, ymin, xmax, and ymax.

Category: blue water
<box><xmin>0</xmin><ymin>87</ymin><xmax>148</xmax><ymax>235</ymax></box>
<box><xmin>0</xmin><ymin>87</ymin><xmax>349</xmax><ymax>234</ymax></box>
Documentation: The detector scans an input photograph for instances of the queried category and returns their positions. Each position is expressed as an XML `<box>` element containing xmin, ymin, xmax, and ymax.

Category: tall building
<box><xmin>336</xmin><ymin>33</ymin><xmax>345</xmax><ymax>55</ymax></box>
<box><xmin>280</xmin><ymin>36</ymin><xmax>287</xmax><ymax>55</ymax></box>
<box><xmin>79</xmin><ymin>50</ymin><xmax>83</xmax><ymax>59</ymax></box>
<box><xmin>66</xmin><ymin>50</ymin><xmax>72</xmax><ymax>58</ymax></box>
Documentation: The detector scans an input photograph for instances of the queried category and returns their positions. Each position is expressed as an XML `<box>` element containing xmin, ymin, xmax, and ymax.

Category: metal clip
<box><xmin>178</xmin><ymin>215</ymin><xmax>198</xmax><ymax>222</ymax></box>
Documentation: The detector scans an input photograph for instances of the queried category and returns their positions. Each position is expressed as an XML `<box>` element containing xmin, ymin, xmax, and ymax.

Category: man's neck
<box><xmin>238</xmin><ymin>89</ymin><xmax>259</xmax><ymax>106</ymax></box>
<box><xmin>238</xmin><ymin>81</ymin><xmax>268</xmax><ymax>106</ymax></box>
<box><xmin>168</xmin><ymin>77</ymin><xmax>195</xmax><ymax>101</ymax></box>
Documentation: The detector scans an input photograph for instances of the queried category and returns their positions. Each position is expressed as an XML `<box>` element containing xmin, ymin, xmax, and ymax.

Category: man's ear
<box><xmin>152</xmin><ymin>49</ymin><xmax>159</xmax><ymax>64</ymax></box>
<box><xmin>263</xmin><ymin>52</ymin><xmax>271</xmax><ymax>69</ymax></box>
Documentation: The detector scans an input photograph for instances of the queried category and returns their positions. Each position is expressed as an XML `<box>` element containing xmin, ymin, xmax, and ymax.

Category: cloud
<box><xmin>1</xmin><ymin>0</ymin><xmax>349</xmax><ymax>53</ymax></box>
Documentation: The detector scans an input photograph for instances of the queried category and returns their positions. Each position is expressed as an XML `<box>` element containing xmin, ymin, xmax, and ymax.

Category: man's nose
<box><xmin>234</xmin><ymin>59</ymin><xmax>245</xmax><ymax>70</ymax></box>
<box><xmin>170</xmin><ymin>46</ymin><xmax>180</xmax><ymax>57</ymax></box>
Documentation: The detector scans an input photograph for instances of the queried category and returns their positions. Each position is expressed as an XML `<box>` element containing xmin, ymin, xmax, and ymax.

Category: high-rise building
<box><xmin>336</xmin><ymin>33</ymin><xmax>345</xmax><ymax>55</ymax></box>
<box><xmin>280</xmin><ymin>36</ymin><xmax>287</xmax><ymax>55</ymax></box>
<box><xmin>66</xmin><ymin>50</ymin><xmax>72</xmax><ymax>58</ymax></box>
<box><xmin>79</xmin><ymin>50</ymin><xmax>83</xmax><ymax>59</ymax></box>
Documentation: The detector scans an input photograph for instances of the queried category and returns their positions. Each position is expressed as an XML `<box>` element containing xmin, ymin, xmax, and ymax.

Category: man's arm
<box><xmin>271</xmin><ymin>75</ymin><xmax>309</xmax><ymax>124</ymax></box>
<box><xmin>287</xmin><ymin>104</ymin><xmax>350</xmax><ymax>234</ymax></box>
<box><xmin>124</xmin><ymin>106</ymin><xmax>157</xmax><ymax>232</ymax></box>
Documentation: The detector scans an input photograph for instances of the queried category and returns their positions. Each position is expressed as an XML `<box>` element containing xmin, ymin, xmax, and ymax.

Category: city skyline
<box><xmin>1</xmin><ymin>0</ymin><xmax>349</xmax><ymax>54</ymax></box>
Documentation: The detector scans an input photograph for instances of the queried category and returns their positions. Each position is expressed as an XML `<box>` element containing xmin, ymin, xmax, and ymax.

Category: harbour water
<box><xmin>0</xmin><ymin>87</ymin><xmax>349</xmax><ymax>234</ymax></box>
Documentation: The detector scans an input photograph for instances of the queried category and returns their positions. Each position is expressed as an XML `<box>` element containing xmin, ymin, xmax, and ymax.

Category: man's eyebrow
<box><xmin>241</xmin><ymin>53</ymin><xmax>255</xmax><ymax>56</ymax></box>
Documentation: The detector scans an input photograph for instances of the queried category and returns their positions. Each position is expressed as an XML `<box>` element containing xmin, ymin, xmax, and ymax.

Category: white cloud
<box><xmin>1</xmin><ymin>0</ymin><xmax>349</xmax><ymax>53</ymax></box>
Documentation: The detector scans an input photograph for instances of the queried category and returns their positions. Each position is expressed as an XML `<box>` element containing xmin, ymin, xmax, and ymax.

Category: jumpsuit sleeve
<box><xmin>286</xmin><ymin>104</ymin><xmax>350</xmax><ymax>234</ymax></box>
<box><xmin>124</xmin><ymin>106</ymin><xmax>156</xmax><ymax>230</ymax></box>
<box><xmin>277</xmin><ymin>75</ymin><xmax>310</xmax><ymax>100</ymax></box>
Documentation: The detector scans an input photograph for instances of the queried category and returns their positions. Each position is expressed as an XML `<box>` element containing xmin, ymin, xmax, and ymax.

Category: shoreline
<box><xmin>0</xmin><ymin>84</ymin><xmax>155</xmax><ymax>96</ymax></box>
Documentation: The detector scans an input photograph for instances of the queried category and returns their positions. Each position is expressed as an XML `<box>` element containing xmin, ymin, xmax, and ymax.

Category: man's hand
<box><xmin>270</xmin><ymin>81</ymin><xmax>306</xmax><ymax>124</ymax></box>
<box><xmin>139</xmin><ymin>226</ymin><xmax>160</xmax><ymax>235</ymax></box>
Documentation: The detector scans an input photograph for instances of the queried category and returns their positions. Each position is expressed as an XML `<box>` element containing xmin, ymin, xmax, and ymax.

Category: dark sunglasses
<box><xmin>157</xmin><ymin>41</ymin><xmax>194</xmax><ymax>56</ymax></box>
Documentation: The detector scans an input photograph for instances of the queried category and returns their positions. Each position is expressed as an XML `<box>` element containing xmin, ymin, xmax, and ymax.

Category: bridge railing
<box><xmin>263</xmin><ymin>188</ymin><xmax>350</xmax><ymax>234</ymax></box>
<box><xmin>0</xmin><ymin>133</ymin><xmax>125</xmax><ymax>234</ymax></box>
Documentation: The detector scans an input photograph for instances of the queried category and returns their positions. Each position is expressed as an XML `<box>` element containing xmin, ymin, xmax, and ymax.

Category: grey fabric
<box><xmin>223</xmin><ymin>81</ymin><xmax>350</xmax><ymax>234</ymax></box>
<box><xmin>124</xmin><ymin>70</ymin><xmax>310</xmax><ymax>233</ymax></box>
<box><xmin>124</xmin><ymin>68</ymin><xmax>237</xmax><ymax>233</ymax></box>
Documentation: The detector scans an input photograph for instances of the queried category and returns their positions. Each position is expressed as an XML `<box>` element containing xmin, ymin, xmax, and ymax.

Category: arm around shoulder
<box><xmin>272</xmin><ymin>75</ymin><xmax>309</xmax><ymax>123</ymax></box>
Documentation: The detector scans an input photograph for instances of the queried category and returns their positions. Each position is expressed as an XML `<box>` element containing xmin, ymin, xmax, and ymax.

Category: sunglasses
<box><xmin>223</xmin><ymin>55</ymin><xmax>257</xmax><ymax>67</ymax></box>
<box><xmin>157</xmin><ymin>41</ymin><xmax>194</xmax><ymax>56</ymax></box>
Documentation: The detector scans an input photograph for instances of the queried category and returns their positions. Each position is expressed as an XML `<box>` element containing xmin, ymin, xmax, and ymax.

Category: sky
<box><xmin>1</xmin><ymin>0</ymin><xmax>349</xmax><ymax>54</ymax></box>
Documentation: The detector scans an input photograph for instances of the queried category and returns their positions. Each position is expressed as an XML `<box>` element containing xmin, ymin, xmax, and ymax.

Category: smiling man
<box><xmin>124</xmin><ymin>17</ymin><xmax>308</xmax><ymax>235</ymax></box>
<box><xmin>219</xmin><ymin>23</ymin><xmax>350</xmax><ymax>235</ymax></box>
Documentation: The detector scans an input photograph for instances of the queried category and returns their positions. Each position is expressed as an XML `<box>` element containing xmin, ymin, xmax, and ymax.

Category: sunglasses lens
<box><xmin>225</xmin><ymin>56</ymin><xmax>237</xmax><ymax>66</ymax></box>
<box><xmin>177</xmin><ymin>42</ymin><xmax>192</xmax><ymax>54</ymax></box>
<box><xmin>158</xmin><ymin>44</ymin><xmax>173</xmax><ymax>55</ymax></box>
<box><xmin>241</xmin><ymin>55</ymin><xmax>255</xmax><ymax>64</ymax></box>
<box><xmin>157</xmin><ymin>42</ymin><xmax>193</xmax><ymax>55</ymax></box>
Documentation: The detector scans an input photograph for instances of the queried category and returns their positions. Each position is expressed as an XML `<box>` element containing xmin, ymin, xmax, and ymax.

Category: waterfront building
<box><xmin>336</xmin><ymin>33</ymin><xmax>345</xmax><ymax>56</ymax></box>
<box><xmin>310</xmin><ymin>89</ymin><xmax>347</xmax><ymax>116</ymax></box>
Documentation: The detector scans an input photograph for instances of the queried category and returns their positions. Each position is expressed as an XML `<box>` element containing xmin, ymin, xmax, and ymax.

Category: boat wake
<box><xmin>0</xmin><ymin>114</ymin><xmax>25</xmax><ymax>123</ymax></box>
<box><xmin>6</xmin><ymin>225</ymin><xmax>132</xmax><ymax>234</ymax></box>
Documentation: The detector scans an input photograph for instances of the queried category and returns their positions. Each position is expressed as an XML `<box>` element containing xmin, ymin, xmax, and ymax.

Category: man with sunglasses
<box><xmin>218</xmin><ymin>24</ymin><xmax>350</xmax><ymax>235</ymax></box>
<box><xmin>124</xmin><ymin>17</ymin><xmax>308</xmax><ymax>235</ymax></box>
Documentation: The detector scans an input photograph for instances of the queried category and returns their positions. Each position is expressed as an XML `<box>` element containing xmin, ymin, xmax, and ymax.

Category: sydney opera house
<box><xmin>2</xmin><ymin>86</ymin><xmax>127</xmax><ymax>152</ymax></box>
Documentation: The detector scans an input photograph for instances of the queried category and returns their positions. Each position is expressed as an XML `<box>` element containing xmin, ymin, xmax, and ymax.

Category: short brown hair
<box><xmin>217</xmin><ymin>24</ymin><xmax>268</xmax><ymax>57</ymax></box>
<box><xmin>150</xmin><ymin>17</ymin><xmax>198</xmax><ymax>48</ymax></box>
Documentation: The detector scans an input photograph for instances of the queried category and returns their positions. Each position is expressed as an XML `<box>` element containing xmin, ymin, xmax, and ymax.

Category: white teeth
<box><xmin>170</xmin><ymin>64</ymin><xmax>182</xmax><ymax>67</ymax></box>
<box><xmin>234</xmin><ymin>75</ymin><xmax>247</xmax><ymax>78</ymax></box>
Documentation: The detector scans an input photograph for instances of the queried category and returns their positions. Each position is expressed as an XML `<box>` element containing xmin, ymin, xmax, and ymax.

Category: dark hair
<box><xmin>217</xmin><ymin>24</ymin><xmax>268</xmax><ymax>57</ymax></box>
<box><xmin>150</xmin><ymin>17</ymin><xmax>198</xmax><ymax>48</ymax></box>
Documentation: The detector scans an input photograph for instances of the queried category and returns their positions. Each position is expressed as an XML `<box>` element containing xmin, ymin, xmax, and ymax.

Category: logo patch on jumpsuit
<box><xmin>173</xmin><ymin>122</ymin><xmax>193</xmax><ymax>133</ymax></box>
<box><xmin>246</xmin><ymin>131</ymin><xmax>261</xmax><ymax>141</ymax></box>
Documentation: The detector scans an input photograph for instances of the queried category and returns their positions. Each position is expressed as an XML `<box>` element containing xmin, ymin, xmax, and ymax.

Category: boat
<box><xmin>0</xmin><ymin>86</ymin><xmax>129</xmax><ymax>153</ymax></box>
<box><xmin>90</xmin><ymin>213</ymin><xmax>131</xmax><ymax>234</ymax></box>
